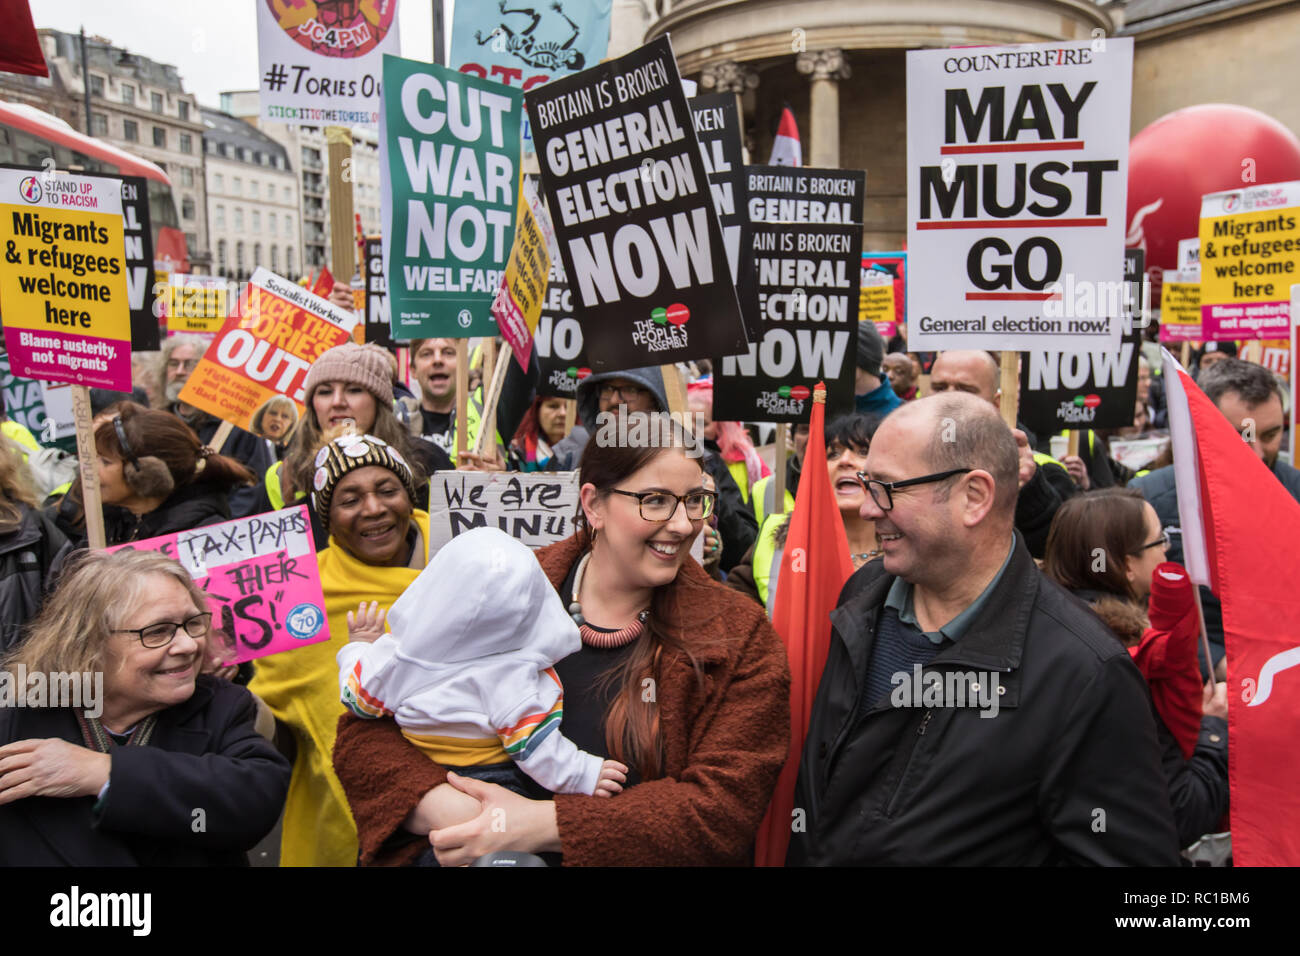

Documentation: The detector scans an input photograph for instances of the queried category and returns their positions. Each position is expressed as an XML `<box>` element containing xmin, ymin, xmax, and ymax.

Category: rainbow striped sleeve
<box><xmin>342</xmin><ymin>660</ymin><xmax>392</xmax><ymax>719</ymax></box>
<box><xmin>495</xmin><ymin>673</ymin><xmax>565</xmax><ymax>762</ymax></box>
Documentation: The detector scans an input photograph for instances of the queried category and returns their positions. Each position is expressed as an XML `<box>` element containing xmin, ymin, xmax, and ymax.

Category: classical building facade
<box><xmin>219</xmin><ymin>90</ymin><xmax>382</xmax><ymax>281</ymax></box>
<box><xmin>645</xmin><ymin>0</ymin><xmax>1299</xmax><ymax>249</ymax></box>
<box><xmin>0</xmin><ymin>28</ymin><xmax>211</xmax><ymax>270</ymax></box>
<box><xmin>201</xmin><ymin>107</ymin><xmax>299</xmax><ymax>283</ymax></box>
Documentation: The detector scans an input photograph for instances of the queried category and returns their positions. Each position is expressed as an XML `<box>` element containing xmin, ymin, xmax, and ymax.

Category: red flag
<box><xmin>755</xmin><ymin>382</ymin><xmax>854</xmax><ymax>865</ymax></box>
<box><xmin>1165</xmin><ymin>350</ymin><xmax>1300</xmax><ymax>865</ymax></box>
<box><xmin>0</xmin><ymin>1</ymin><xmax>48</xmax><ymax>77</ymax></box>
<box><xmin>768</xmin><ymin>106</ymin><xmax>802</xmax><ymax>167</ymax></box>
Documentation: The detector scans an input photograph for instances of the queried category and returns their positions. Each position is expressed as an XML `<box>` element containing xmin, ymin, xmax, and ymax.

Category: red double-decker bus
<box><xmin>0</xmin><ymin>99</ymin><xmax>190</xmax><ymax>271</ymax></box>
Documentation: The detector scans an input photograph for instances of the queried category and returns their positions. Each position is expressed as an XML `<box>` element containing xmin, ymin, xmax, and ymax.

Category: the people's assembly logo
<box><xmin>266</xmin><ymin>0</ymin><xmax>396</xmax><ymax>58</ymax></box>
<box><xmin>757</xmin><ymin>385</ymin><xmax>810</xmax><ymax>416</ymax></box>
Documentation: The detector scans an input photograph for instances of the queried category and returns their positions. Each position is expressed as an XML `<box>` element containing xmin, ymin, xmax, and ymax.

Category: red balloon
<box><xmin>1126</xmin><ymin>104</ymin><xmax>1300</xmax><ymax>305</ymax></box>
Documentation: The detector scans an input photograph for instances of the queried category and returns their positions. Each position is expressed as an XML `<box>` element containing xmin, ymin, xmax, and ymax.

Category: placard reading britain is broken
<box><xmin>381</xmin><ymin>55</ymin><xmax>523</xmax><ymax>339</ymax></box>
<box><xmin>525</xmin><ymin>36</ymin><xmax>748</xmax><ymax>370</ymax></box>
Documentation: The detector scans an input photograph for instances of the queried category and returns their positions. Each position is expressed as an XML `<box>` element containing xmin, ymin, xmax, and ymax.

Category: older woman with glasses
<box><xmin>333</xmin><ymin>412</ymin><xmax>791</xmax><ymax>866</ymax></box>
<box><xmin>0</xmin><ymin>549</ymin><xmax>290</xmax><ymax>865</ymax></box>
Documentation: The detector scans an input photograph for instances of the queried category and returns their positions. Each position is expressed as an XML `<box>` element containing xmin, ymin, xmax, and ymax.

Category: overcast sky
<box><xmin>35</xmin><ymin>0</ymin><xmax>449</xmax><ymax>109</ymax></box>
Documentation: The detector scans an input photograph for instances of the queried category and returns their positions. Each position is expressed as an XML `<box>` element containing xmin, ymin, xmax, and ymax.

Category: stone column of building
<box><xmin>796</xmin><ymin>49</ymin><xmax>850</xmax><ymax>169</ymax></box>
<box><xmin>699</xmin><ymin>60</ymin><xmax>759</xmax><ymax>96</ymax></box>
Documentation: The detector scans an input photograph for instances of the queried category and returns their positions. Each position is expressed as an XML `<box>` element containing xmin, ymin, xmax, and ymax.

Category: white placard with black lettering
<box><xmin>427</xmin><ymin>470</ymin><xmax>703</xmax><ymax>561</ymax></box>
<box><xmin>525</xmin><ymin>36</ymin><xmax>748</xmax><ymax>369</ymax></box>
<box><xmin>906</xmin><ymin>39</ymin><xmax>1132</xmax><ymax>351</ymax></box>
<box><xmin>713</xmin><ymin>222</ymin><xmax>860</xmax><ymax>423</ymax></box>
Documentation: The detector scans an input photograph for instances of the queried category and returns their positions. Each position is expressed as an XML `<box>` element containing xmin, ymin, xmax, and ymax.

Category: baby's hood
<box><xmin>386</xmin><ymin>526</ymin><xmax>579</xmax><ymax>666</ymax></box>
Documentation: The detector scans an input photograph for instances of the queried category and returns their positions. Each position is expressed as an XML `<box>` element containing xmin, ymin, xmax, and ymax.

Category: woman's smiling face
<box><xmin>582</xmin><ymin>448</ymin><xmax>707</xmax><ymax>591</ymax></box>
<box><xmin>328</xmin><ymin>466</ymin><xmax>414</xmax><ymax>566</ymax></box>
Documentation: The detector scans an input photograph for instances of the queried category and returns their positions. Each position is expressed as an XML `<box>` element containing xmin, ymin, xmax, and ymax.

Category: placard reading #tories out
<box><xmin>1018</xmin><ymin>248</ymin><xmax>1144</xmax><ymax>435</ymax></box>
<box><xmin>525</xmin><ymin>37</ymin><xmax>748</xmax><ymax>369</ymax></box>
<box><xmin>257</xmin><ymin>0</ymin><xmax>400</xmax><ymax>127</ymax></box>
<box><xmin>108</xmin><ymin>506</ymin><xmax>329</xmax><ymax>664</ymax></box>
<box><xmin>381</xmin><ymin>55</ymin><xmax>523</xmax><ymax>339</ymax></box>
<box><xmin>906</xmin><ymin>39</ymin><xmax>1133</xmax><ymax>351</ymax></box>
<box><xmin>713</xmin><ymin>222</ymin><xmax>861</xmax><ymax>422</ymax></box>
<box><xmin>177</xmin><ymin>267</ymin><xmax>357</xmax><ymax>431</ymax></box>
<box><xmin>0</xmin><ymin>167</ymin><xmax>131</xmax><ymax>390</ymax></box>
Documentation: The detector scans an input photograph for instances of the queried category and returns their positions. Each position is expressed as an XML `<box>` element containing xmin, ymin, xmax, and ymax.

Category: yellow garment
<box><xmin>248</xmin><ymin>509</ymin><xmax>431</xmax><ymax>867</ymax></box>
<box><xmin>1</xmin><ymin>420</ymin><xmax>40</xmax><ymax>456</ymax></box>
<box><xmin>401</xmin><ymin>730</ymin><xmax>509</xmax><ymax>767</ymax></box>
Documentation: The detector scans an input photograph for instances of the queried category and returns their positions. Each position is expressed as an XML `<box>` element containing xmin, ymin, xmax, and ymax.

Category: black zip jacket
<box><xmin>0</xmin><ymin>505</ymin><xmax>72</xmax><ymax>654</ymax></box>
<box><xmin>787</xmin><ymin>532</ymin><xmax>1180</xmax><ymax>866</ymax></box>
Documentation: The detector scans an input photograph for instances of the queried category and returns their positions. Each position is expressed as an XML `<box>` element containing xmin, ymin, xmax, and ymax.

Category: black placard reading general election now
<box><xmin>534</xmin><ymin>262</ymin><xmax>592</xmax><ymax>398</ymax></box>
<box><xmin>713</xmin><ymin>222</ymin><xmax>861</xmax><ymax>423</ymax></box>
<box><xmin>690</xmin><ymin>92</ymin><xmax>760</xmax><ymax>342</ymax></box>
<box><xmin>1018</xmin><ymin>249</ymin><xmax>1145</xmax><ymax>435</ymax></box>
<box><xmin>525</xmin><ymin>36</ymin><xmax>748</xmax><ymax>370</ymax></box>
<box><xmin>364</xmin><ymin>237</ymin><xmax>399</xmax><ymax>348</ymax></box>
<box><xmin>746</xmin><ymin>165</ymin><xmax>866</xmax><ymax>226</ymax></box>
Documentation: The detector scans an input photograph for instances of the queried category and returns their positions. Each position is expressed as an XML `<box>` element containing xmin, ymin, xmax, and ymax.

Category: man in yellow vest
<box><xmin>929</xmin><ymin>350</ymin><xmax>1078</xmax><ymax>559</ymax></box>
<box><xmin>750</xmin><ymin>423</ymin><xmax>809</xmax><ymax>527</ymax></box>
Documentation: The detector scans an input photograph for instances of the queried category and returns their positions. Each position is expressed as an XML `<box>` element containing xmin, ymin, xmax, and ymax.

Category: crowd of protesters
<box><xmin>0</xmin><ymin>268</ymin><xmax>1293</xmax><ymax>867</ymax></box>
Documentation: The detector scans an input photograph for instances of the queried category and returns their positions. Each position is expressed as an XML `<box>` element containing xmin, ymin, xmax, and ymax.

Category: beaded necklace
<box><xmin>568</xmin><ymin>551</ymin><xmax>649</xmax><ymax>648</ymax></box>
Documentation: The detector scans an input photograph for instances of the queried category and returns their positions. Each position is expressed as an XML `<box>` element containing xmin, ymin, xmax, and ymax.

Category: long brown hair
<box><xmin>280</xmin><ymin>386</ymin><xmax>425</xmax><ymax>501</ymax></box>
<box><xmin>95</xmin><ymin>402</ymin><xmax>256</xmax><ymax>493</ymax></box>
<box><xmin>576</xmin><ymin>413</ymin><xmax>708</xmax><ymax>779</ymax></box>
<box><xmin>1043</xmin><ymin>487</ymin><xmax>1149</xmax><ymax>602</ymax></box>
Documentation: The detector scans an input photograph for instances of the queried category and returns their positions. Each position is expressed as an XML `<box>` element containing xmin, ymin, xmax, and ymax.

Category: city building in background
<box><xmin>649</xmin><ymin>0</ymin><xmax>1300</xmax><ymax>249</ymax></box>
<box><xmin>0</xmin><ymin>28</ymin><xmax>210</xmax><ymax>270</ymax></box>
<box><xmin>220</xmin><ymin>90</ymin><xmax>381</xmax><ymax>280</ymax></box>
<box><xmin>201</xmin><ymin>107</ymin><xmax>299</xmax><ymax>283</ymax></box>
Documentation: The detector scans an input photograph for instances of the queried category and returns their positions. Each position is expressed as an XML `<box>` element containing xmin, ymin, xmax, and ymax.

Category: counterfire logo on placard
<box><xmin>266</xmin><ymin>0</ymin><xmax>394</xmax><ymax>58</ymax></box>
<box><xmin>18</xmin><ymin>176</ymin><xmax>41</xmax><ymax>203</ymax></box>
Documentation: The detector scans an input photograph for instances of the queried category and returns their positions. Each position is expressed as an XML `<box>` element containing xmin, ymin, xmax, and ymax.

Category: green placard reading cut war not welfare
<box><xmin>380</xmin><ymin>55</ymin><xmax>523</xmax><ymax>339</ymax></box>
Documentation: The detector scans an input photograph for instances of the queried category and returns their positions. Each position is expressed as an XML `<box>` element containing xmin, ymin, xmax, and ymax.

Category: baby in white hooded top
<box><xmin>338</xmin><ymin>526</ymin><xmax>626</xmax><ymax>811</ymax></box>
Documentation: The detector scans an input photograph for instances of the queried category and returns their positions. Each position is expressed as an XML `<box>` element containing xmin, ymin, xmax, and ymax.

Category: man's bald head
<box><xmin>930</xmin><ymin>350</ymin><xmax>1001</xmax><ymax>406</ymax></box>
<box><xmin>882</xmin><ymin>392</ymin><xmax>1019</xmax><ymax>517</ymax></box>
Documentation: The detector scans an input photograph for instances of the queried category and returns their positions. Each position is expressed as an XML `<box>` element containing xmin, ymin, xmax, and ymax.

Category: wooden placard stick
<box><xmin>325</xmin><ymin>126</ymin><xmax>356</xmax><ymax>287</ymax></box>
<box><xmin>455</xmin><ymin>338</ymin><xmax>469</xmax><ymax>459</ymax></box>
<box><xmin>998</xmin><ymin>352</ymin><xmax>1020</xmax><ymax>430</ymax></box>
<box><xmin>1067</xmin><ymin>430</ymin><xmax>1080</xmax><ymax>459</ymax></box>
<box><xmin>480</xmin><ymin>338</ymin><xmax>497</xmax><ymax>452</ymax></box>
<box><xmin>773</xmin><ymin>423</ymin><xmax>788</xmax><ymax>505</ymax></box>
<box><xmin>208</xmin><ymin>419</ymin><xmax>235</xmax><ymax>455</ymax></box>
<box><xmin>474</xmin><ymin>342</ymin><xmax>513</xmax><ymax>457</ymax></box>
<box><xmin>660</xmin><ymin>362</ymin><xmax>688</xmax><ymax>418</ymax></box>
<box><xmin>71</xmin><ymin>385</ymin><xmax>105</xmax><ymax>550</ymax></box>
<box><xmin>564</xmin><ymin>398</ymin><xmax>577</xmax><ymax>436</ymax></box>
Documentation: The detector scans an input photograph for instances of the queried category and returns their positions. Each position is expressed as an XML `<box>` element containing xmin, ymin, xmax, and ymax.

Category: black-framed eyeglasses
<box><xmin>598</xmin><ymin>383</ymin><xmax>648</xmax><ymax>402</ymax></box>
<box><xmin>610</xmin><ymin>489</ymin><xmax>716</xmax><ymax>521</ymax></box>
<box><xmin>1132</xmin><ymin>530</ymin><xmax>1170</xmax><ymax>554</ymax></box>
<box><xmin>113</xmin><ymin>612</ymin><xmax>212</xmax><ymax>648</ymax></box>
<box><xmin>855</xmin><ymin>468</ymin><xmax>973</xmax><ymax>511</ymax></box>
